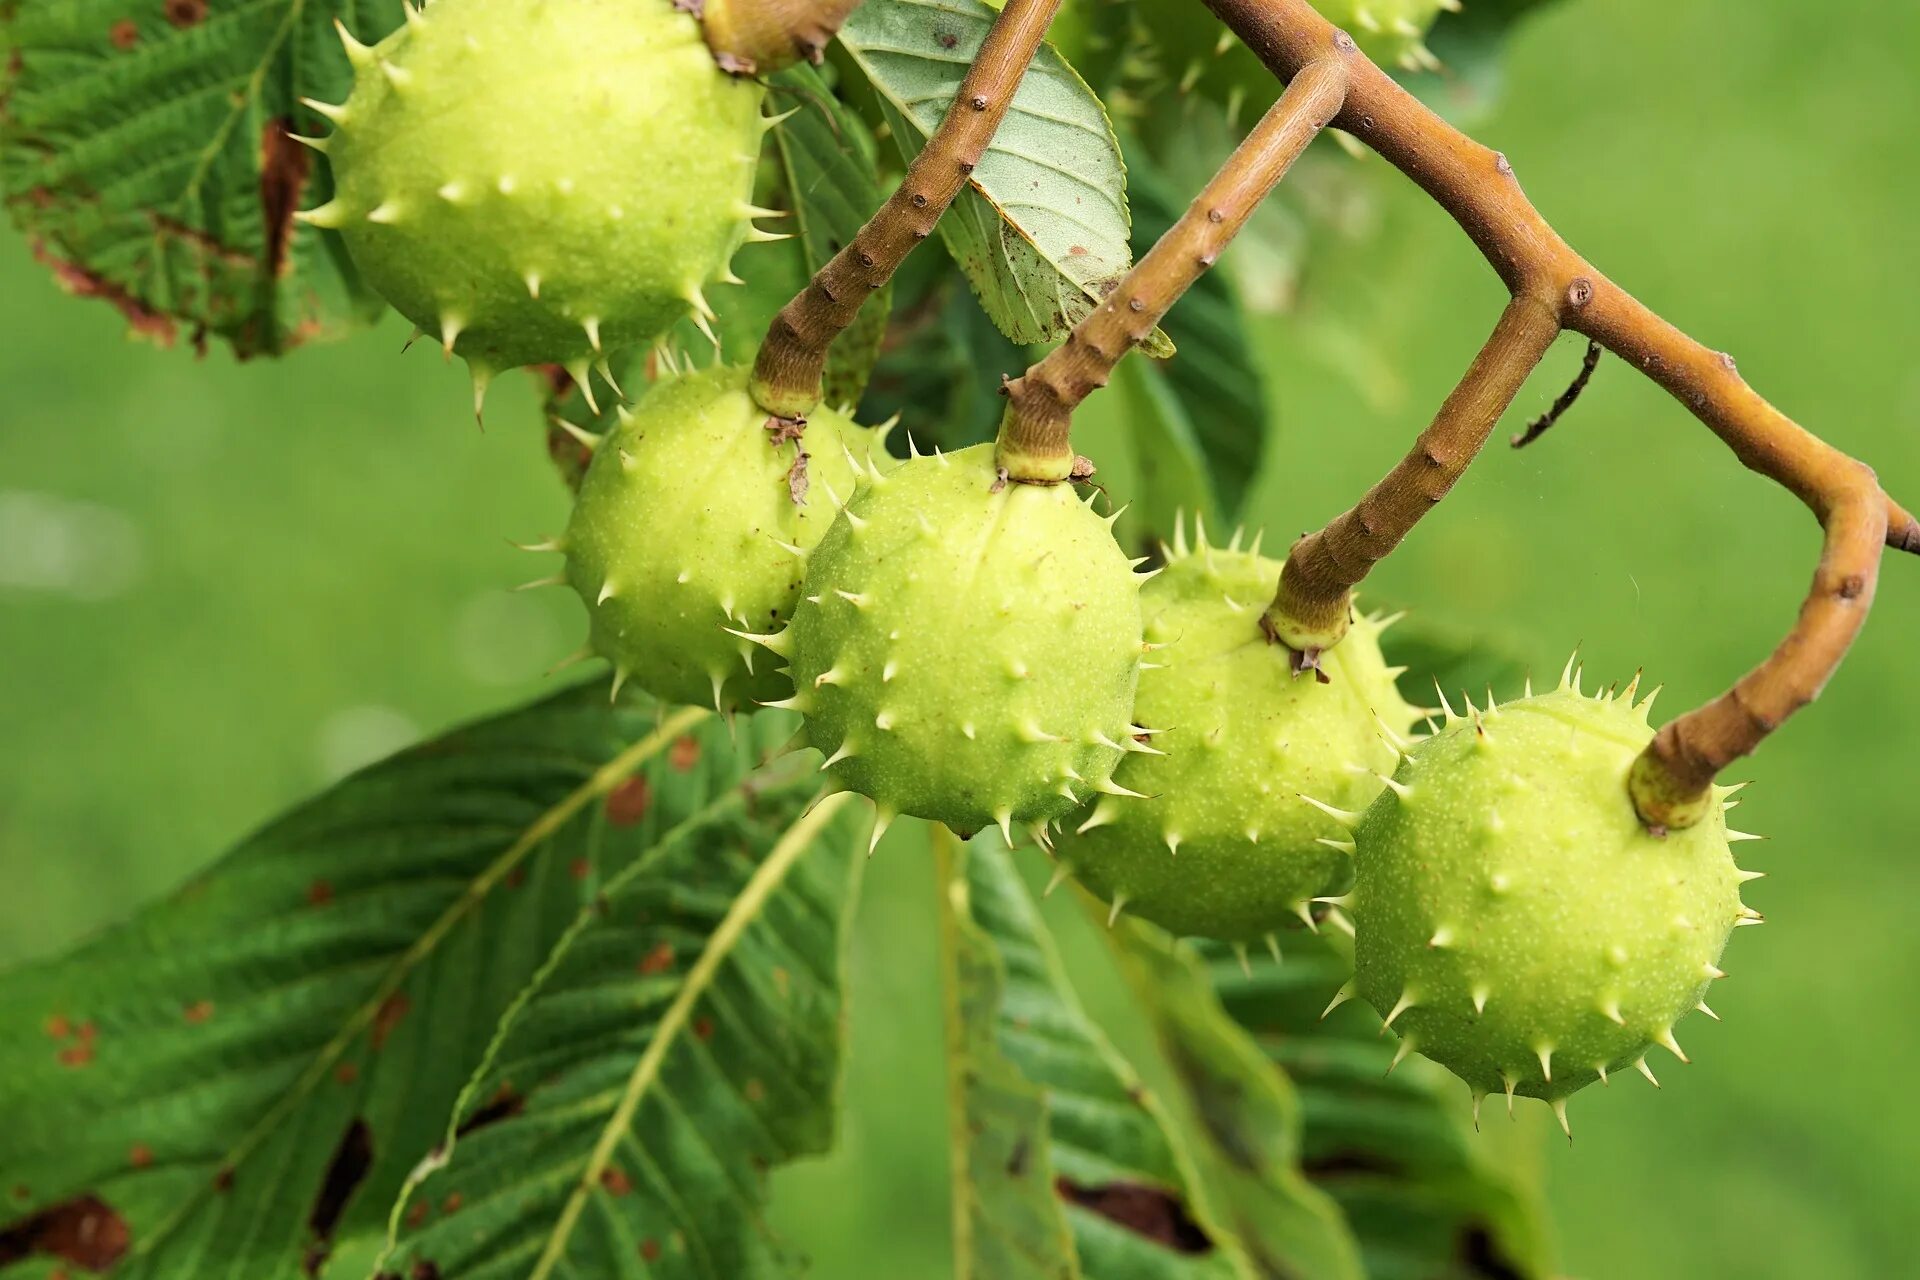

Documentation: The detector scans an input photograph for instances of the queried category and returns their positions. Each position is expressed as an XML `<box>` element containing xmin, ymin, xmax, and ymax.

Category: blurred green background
<box><xmin>3</xmin><ymin>0</ymin><xmax>1915</xmax><ymax>1276</ymax></box>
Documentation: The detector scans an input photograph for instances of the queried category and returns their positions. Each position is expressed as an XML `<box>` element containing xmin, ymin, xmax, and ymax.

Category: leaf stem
<box><xmin>749</xmin><ymin>0</ymin><xmax>1064</xmax><ymax>420</ymax></box>
<box><xmin>994</xmin><ymin>57</ymin><xmax>1349</xmax><ymax>483</ymax></box>
<box><xmin>1261</xmin><ymin>297</ymin><xmax>1560</xmax><ymax>661</ymax></box>
<box><xmin>1208</xmin><ymin>0</ymin><xmax>1911</xmax><ymax>825</ymax></box>
<box><xmin>698</xmin><ymin>0</ymin><xmax>864</xmax><ymax>75</ymax></box>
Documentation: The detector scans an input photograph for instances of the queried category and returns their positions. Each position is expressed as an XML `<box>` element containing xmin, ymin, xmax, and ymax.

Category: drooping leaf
<box><xmin>0</xmin><ymin>683</ymin><xmax>809</xmax><ymax>1280</ymax></box>
<box><xmin>857</xmin><ymin>234</ymin><xmax>1031</xmax><ymax>455</ymax></box>
<box><xmin>1071</xmin><ymin>353</ymin><xmax>1218</xmax><ymax>554</ymax></box>
<box><xmin>374</xmin><ymin>786</ymin><xmax>864</xmax><ymax>1280</ymax></box>
<box><xmin>0</xmin><ymin>0</ymin><xmax>411</xmax><ymax>355</ymax></box>
<box><xmin>1107</xmin><ymin>926</ymin><xmax>1367</xmax><ymax>1280</ymax></box>
<box><xmin>1122</xmin><ymin>144</ymin><xmax>1268</xmax><ymax>518</ymax></box>
<box><xmin>1200</xmin><ymin>934</ymin><xmax>1556</xmax><ymax>1280</ymax></box>
<box><xmin>837</xmin><ymin>0</ymin><xmax>1165</xmax><ymax>354</ymax></box>
<box><xmin>937</xmin><ymin>832</ymin><xmax>1251</xmax><ymax>1280</ymax></box>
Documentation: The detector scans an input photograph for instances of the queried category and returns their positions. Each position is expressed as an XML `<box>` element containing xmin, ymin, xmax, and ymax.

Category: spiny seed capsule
<box><xmin>543</xmin><ymin>362</ymin><xmax>883</xmax><ymax>714</ymax></box>
<box><xmin>295</xmin><ymin>0</ymin><xmax>777</xmax><ymax>417</ymax></box>
<box><xmin>1338</xmin><ymin>661</ymin><xmax>1759</xmax><ymax>1137</ymax></box>
<box><xmin>760</xmin><ymin>442</ymin><xmax>1145</xmax><ymax>847</ymax></box>
<box><xmin>1060</xmin><ymin>518</ymin><xmax>1421</xmax><ymax>943</ymax></box>
<box><xmin>1316</xmin><ymin>0</ymin><xmax>1450</xmax><ymax>71</ymax></box>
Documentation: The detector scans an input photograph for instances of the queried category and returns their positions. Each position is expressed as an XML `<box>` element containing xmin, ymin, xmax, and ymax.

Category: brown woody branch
<box><xmin>1261</xmin><ymin>296</ymin><xmax>1559</xmax><ymax>662</ymax></box>
<box><xmin>697</xmin><ymin>0</ymin><xmax>865</xmax><ymax>75</ymax></box>
<box><xmin>1206</xmin><ymin>0</ymin><xmax>1913</xmax><ymax>827</ymax></box>
<box><xmin>749</xmin><ymin>0</ymin><xmax>1062</xmax><ymax>419</ymax></box>
<box><xmin>995</xmin><ymin>57</ymin><xmax>1349</xmax><ymax>482</ymax></box>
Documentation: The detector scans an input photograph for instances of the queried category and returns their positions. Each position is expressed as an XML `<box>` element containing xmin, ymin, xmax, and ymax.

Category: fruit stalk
<box><xmin>1207</xmin><ymin>0</ymin><xmax>1912</xmax><ymax>826</ymax></box>
<box><xmin>995</xmin><ymin>57</ymin><xmax>1349</xmax><ymax>484</ymax></box>
<box><xmin>698</xmin><ymin>0</ymin><xmax>865</xmax><ymax>74</ymax></box>
<box><xmin>1261</xmin><ymin>297</ymin><xmax>1559</xmax><ymax>659</ymax></box>
<box><xmin>749</xmin><ymin>0</ymin><xmax>1064</xmax><ymax>420</ymax></box>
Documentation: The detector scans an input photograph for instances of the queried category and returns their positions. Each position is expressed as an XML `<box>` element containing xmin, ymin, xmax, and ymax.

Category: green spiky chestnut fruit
<box><xmin>1316</xmin><ymin>0</ymin><xmax>1450</xmax><ymax>70</ymax></box>
<box><xmin>1059</xmin><ymin>520</ymin><xmax>1422</xmax><ymax>943</ymax></box>
<box><xmin>296</xmin><ymin>0</ymin><xmax>773</xmax><ymax>414</ymax></box>
<box><xmin>754</xmin><ymin>443</ymin><xmax>1147</xmax><ymax>844</ymax></box>
<box><xmin>557</xmin><ymin>363</ymin><xmax>882</xmax><ymax>712</ymax></box>
<box><xmin>1338</xmin><ymin>667</ymin><xmax>1762</xmax><ymax>1134</ymax></box>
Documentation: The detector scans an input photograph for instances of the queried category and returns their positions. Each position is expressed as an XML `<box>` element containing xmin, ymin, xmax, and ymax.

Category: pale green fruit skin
<box><xmin>1062</xmin><ymin>542</ymin><xmax>1421</xmax><ymax>942</ymax></box>
<box><xmin>1352</xmin><ymin>685</ymin><xmax>1752</xmax><ymax>1106</ymax></box>
<box><xmin>1315</xmin><ymin>0</ymin><xmax>1449</xmax><ymax>68</ymax></box>
<box><xmin>786</xmin><ymin>444</ymin><xmax>1144</xmax><ymax>833</ymax></box>
<box><xmin>321</xmin><ymin>0</ymin><xmax>761</xmax><ymax>375</ymax></box>
<box><xmin>562</xmin><ymin>364</ymin><xmax>874</xmax><ymax>711</ymax></box>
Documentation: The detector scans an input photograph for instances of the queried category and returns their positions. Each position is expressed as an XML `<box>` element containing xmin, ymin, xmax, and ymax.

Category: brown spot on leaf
<box><xmin>669</xmin><ymin>736</ymin><xmax>701</xmax><ymax>772</ymax></box>
<box><xmin>335</xmin><ymin>1062</ymin><xmax>359</xmax><ymax>1085</ymax></box>
<box><xmin>640</xmin><ymin>1238</ymin><xmax>662</xmax><ymax>1262</ymax></box>
<box><xmin>410</xmin><ymin>1263</ymin><xmax>442</xmax><ymax>1280</ymax></box>
<box><xmin>303</xmin><ymin>1119</ymin><xmax>373</xmax><ymax>1276</ymax></box>
<box><xmin>598</xmin><ymin>1167</ymin><xmax>632</xmax><ymax>1196</ymax></box>
<box><xmin>605</xmin><ymin>775</ymin><xmax>652</xmax><ymax>827</ymax></box>
<box><xmin>693</xmin><ymin>1016</ymin><xmax>715</xmax><ymax>1042</ymax></box>
<box><xmin>306</xmin><ymin>879</ymin><xmax>334</xmax><ymax>907</ymax></box>
<box><xmin>1053</xmin><ymin>1178</ymin><xmax>1211</xmax><ymax>1254</ymax></box>
<box><xmin>743</xmin><ymin>1079</ymin><xmax>765</xmax><ymax>1103</ymax></box>
<box><xmin>259</xmin><ymin>118</ymin><xmax>310</xmax><ymax>278</ymax></box>
<box><xmin>505</xmin><ymin>865</ymin><xmax>528</xmax><ymax>889</ymax></box>
<box><xmin>128</xmin><ymin>1145</ymin><xmax>153</xmax><ymax>1170</ymax></box>
<box><xmin>568</xmin><ymin>856</ymin><xmax>591</xmax><ymax>881</ymax></box>
<box><xmin>43</xmin><ymin>1015</ymin><xmax>70</xmax><ymax>1040</ymax></box>
<box><xmin>57</xmin><ymin>1044</ymin><xmax>94</xmax><ymax>1069</ymax></box>
<box><xmin>637</xmin><ymin>941</ymin><xmax>675</xmax><ymax>976</ymax></box>
<box><xmin>456</xmin><ymin>1083</ymin><xmax>524</xmax><ymax>1137</ymax></box>
<box><xmin>8</xmin><ymin>1188</ymin><xmax>27</xmax><ymax>1204</ymax></box>
<box><xmin>183</xmin><ymin>1000</ymin><xmax>214</xmax><ymax>1024</ymax></box>
<box><xmin>936</xmin><ymin>31</ymin><xmax>958</xmax><ymax>48</ymax></box>
<box><xmin>163</xmin><ymin>0</ymin><xmax>206</xmax><ymax>27</ymax></box>
<box><xmin>404</xmin><ymin>1200</ymin><xmax>429</xmax><ymax>1230</ymax></box>
<box><xmin>29</xmin><ymin>241</ymin><xmax>175</xmax><ymax>345</ymax></box>
<box><xmin>109</xmin><ymin>20</ymin><xmax>138</xmax><ymax>49</ymax></box>
<box><xmin>372</xmin><ymin>992</ymin><xmax>411</xmax><ymax>1051</ymax></box>
<box><xmin>440</xmin><ymin>1193</ymin><xmax>462</xmax><ymax>1216</ymax></box>
<box><xmin>212</xmin><ymin>1167</ymin><xmax>234</xmax><ymax>1193</ymax></box>
<box><xmin>0</xmin><ymin>1194</ymin><xmax>131</xmax><ymax>1272</ymax></box>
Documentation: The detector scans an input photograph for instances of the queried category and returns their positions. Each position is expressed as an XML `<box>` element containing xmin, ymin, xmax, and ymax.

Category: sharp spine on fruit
<box><xmin>867</xmin><ymin>806</ymin><xmax>894</xmax><ymax>857</ymax></box>
<box><xmin>1635</xmin><ymin>1056</ymin><xmax>1660</xmax><ymax>1087</ymax></box>
<box><xmin>1076</xmin><ymin>798</ymin><xmax>1121</xmax><ymax>835</ymax></box>
<box><xmin>1107</xmin><ymin>894</ymin><xmax>1128</xmax><ymax>928</ymax></box>
<box><xmin>1381</xmin><ymin>989</ymin><xmax>1417</xmax><ymax>1030</ymax></box>
<box><xmin>293</xmin><ymin>199</ymin><xmax>346</xmax><ymax>229</ymax></box>
<box><xmin>1321</xmin><ymin>981</ymin><xmax>1355</xmax><ymax>1020</ymax></box>
<box><xmin>1535</xmin><ymin>1043</ymin><xmax>1554</xmax><ymax>1081</ymax></box>
<box><xmin>1386</xmin><ymin>1036</ymin><xmax>1416</xmax><ymax>1076</ymax></box>
<box><xmin>1315</xmin><ymin>836</ymin><xmax>1356</xmax><ymax>854</ymax></box>
<box><xmin>1297</xmin><ymin>794</ymin><xmax>1360</xmax><ymax>828</ymax></box>
<box><xmin>819</xmin><ymin>740</ymin><xmax>855</xmax><ymax>770</ymax></box>
<box><xmin>1471</xmin><ymin>984</ymin><xmax>1490</xmax><ymax>1014</ymax></box>
<box><xmin>1043</xmin><ymin>861</ymin><xmax>1072</xmax><ymax>897</ymax></box>
<box><xmin>1552</xmin><ymin>1098</ymin><xmax>1572</xmax><ymax>1142</ymax></box>
<box><xmin>1654</xmin><ymin>1026</ymin><xmax>1689</xmax><ymax>1062</ymax></box>
<box><xmin>1599</xmin><ymin>996</ymin><xmax>1625</xmax><ymax>1025</ymax></box>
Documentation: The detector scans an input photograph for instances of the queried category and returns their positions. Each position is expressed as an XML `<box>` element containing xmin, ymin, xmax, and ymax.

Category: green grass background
<box><xmin>3</xmin><ymin>0</ymin><xmax>1916</xmax><ymax>1275</ymax></box>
